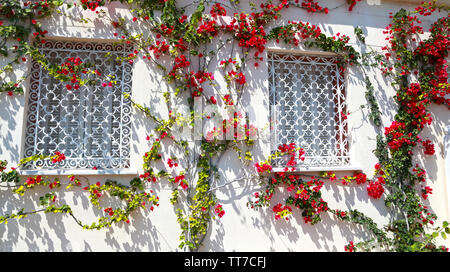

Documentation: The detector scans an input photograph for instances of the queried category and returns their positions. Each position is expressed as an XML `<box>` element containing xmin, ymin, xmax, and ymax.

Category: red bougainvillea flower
<box><xmin>104</xmin><ymin>207</ymin><xmax>115</xmax><ymax>216</ymax></box>
<box><xmin>49</xmin><ymin>180</ymin><xmax>60</xmax><ymax>189</ymax></box>
<box><xmin>210</xmin><ymin>3</ymin><xmax>226</xmax><ymax>18</ymax></box>
<box><xmin>236</xmin><ymin>72</ymin><xmax>246</xmax><ymax>85</ymax></box>
<box><xmin>422</xmin><ymin>139</ymin><xmax>435</xmax><ymax>155</ymax></box>
<box><xmin>374</xmin><ymin>163</ymin><xmax>384</xmax><ymax>175</ymax></box>
<box><xmin>167</xmin><ymin>158</ymin><xmax>178</xmax><ymax>168</ymax></box>
<box><xmin>412</xmin><ymin>164</ymin><xmax>427</xmax><ymax>182</ymax></box>
<box><xmin>273</xmin><ymin>203</ymin><xmax>292</xmax><ymax>220</ymax></box>
<box><xmin>214</xmin><ymin>204</ymin><xmax>225</xmax><ymax>218</ymax></box>
<box><xmin>173</xmin><ymin>174</ymin><xmax>188</xmax><ymax>189</ymax></box>
<box><xmin>367</xmin><ymin>178</ymin><xmax>384</xmax><ymax>199</ymax></box>
<box><xmin>223</xmin><ymin>94</ymin><xmax>234</xmax><ymax>105</ymax></box>
<box><xmin>354</xmin><ymin>173</ymin><xmax>367</xmax><ymax>184</ymax></box>
<box><xmin>344</xmin><ymin>241</ymin><xmax>356</xmax><ymax>252</ymax></box>
<box><xmin>51</xmin><ymin>151</ymin><xmax>66</xmax><ymax>163</ymax></box>
<box><xmin>255</xmin><ymin>162</ymin><xmax>272</xmax><ymax>173</ymax></box>
<box><xmin>25</xmin><ymin>176</ymin><xmax>42</xmax><ymax>187</ymax></box>
<box><xmin>422</xmin><ymin>186</ymin><xmax>433</xmax><ymax>199</ymax></box>
<box><xmin>81</xmin><ymin>0</ymin><xmax>105</xmax><ymax>11</ymax></box>
<box><xmin>298</xmin><ymin>0</ymin><xmax>329</xmax><ymax>14</ymax></box>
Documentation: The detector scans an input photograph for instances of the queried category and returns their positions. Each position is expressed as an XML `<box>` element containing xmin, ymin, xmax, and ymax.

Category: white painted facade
<box><xmin>0</xmin><ymin>0</ymin><xmax>449</xmax><ymax>251</ymax></box>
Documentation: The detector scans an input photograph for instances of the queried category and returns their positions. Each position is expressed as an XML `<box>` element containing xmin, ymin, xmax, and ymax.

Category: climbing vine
<box><xmin>0</xmin><ymin>0</ymin><xmax>449</xmax><ymax>252</ymax></box>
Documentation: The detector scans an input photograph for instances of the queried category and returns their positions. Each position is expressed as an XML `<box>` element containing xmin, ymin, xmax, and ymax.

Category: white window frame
<box><xmin>19</xmin><ymin>39</ymin><xmax>136</xmax><ymax>175</ymax></box>
<box><xmin>267</xmin><ymin>50</ymin><xmax>361</xmax><ymax>172</ymax></box>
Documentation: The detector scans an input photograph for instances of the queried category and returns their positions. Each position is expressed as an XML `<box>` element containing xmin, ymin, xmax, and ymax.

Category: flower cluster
<box><xmin>412</xmin><ymin>165</ymin><xmax>427</xmax><ymax>183</ymax></box>
<box><xmin>273</xmin><ymin>203</ymin><xmax>292</xmax><ymax>220</ymax></box>
<box><xmin>103</xmin><ymin>207</ymin><xmax>115</xmax><ymax>216</ymax></box>
<box><xmin>367</xmin><ymin>177</ymin><xmax>385</xmax><ymax>199</ymax></box>
<box><xmin>278</xmin><ymin>143</ymin><xmax>305</xmax><ymax>169</ymax></box>
<box><xmin>80</xmin><ymin>0</ymin><xmax>105</xmax><ymax>12</ymax></box>
<box><xmin>224</xmin><ymin>2</ymin><xmax>287</xmax><ymax>57</ymax></box>
<box><xmin>333</xmin><ymin>209</ymin><xmax>349</xmax><ymax>220</ymax></box>
<box><xmin>219</xmin><ymin>94</ymin><xmax>232</xmax><ymax>106</ymax></box>
<box><xmin>55</xmin><ymin>57</ymin><xmax>88</xmax><ymax>91</ymax></box>
<box><xmin>173</xmin><ymin>174</ymin><xmax>188</xmax><ymax>190</ymax></box>
<box><xmin>296</xmin><ymin>0</ymin><xmax>329</xmax><ymax>14</ymax></box>
<box><xmin>84</xmin><ymin>181</ymin><xmax>103</xmax><ymax>198</ymax></box>
<box><xmin>249</xmin><ymin>190</ymin><xmax>274</xmax><ymax>209</ymax></box>
<box><xmin>148</xmin><ymin>40</ymin><xmax>170</xmax><ymax>59</ymax></box>
<box><xmin>255</xmin><ymin>162</ymin><xmax>272</xmax><ymax>173</ymax></box>
<box><xmin>48</xmin><ymin>179</ymin><xmax>60</xmax><ymax>189</ymax></box>
<box><xmin>214</xmin><ymin>204</ymin><xmax>225</xmax><ymax>218</ymax></box>
<box><xmin>50</xmin><ymin>151</ymin><xmax>66</xmax><ymax>164</ymax></box>
<box><xmin>289</xmin><ymin>176</ymin><xmax>328</xmax><ymax>224</ymax></box>
<box><xmin>340</xmin><ymin>172</ymin><xmax>367</xmax><ymax>185</ymax></box>
<box><xmin>271</xmin><ymin>21</ymin><xmax>322</xmax><ymax>46</ymax></box>
<box><xmin>5</xmin><ymin>0</ymin><xmax>59</xmax><ymax>17</ymax></box>
<box><xmin>167</xmin><ymin>158</ymin><xmax>178</xmax><ymax>168</ymax></box>
<box><xmin>415</xmin><ymin>17</ymin><xmax>449</xmax><ymax>106</ymax></box>
<box><xmin>397</xmin><ymin>84</ymin><xmax>433</xmax><ymax>131</ymax></box>
<box><xmin>139</xmin><ymin>170</ymin><xmax>158</xmax><ymax>183</ymax></box>
<box><xmin>421</xmin><ymin>139</ymin><xmax>435</xmax><ymax>155</ymax></box>
<box><xmin>185</xmin><ymin>70</ymin><xmax>214</xmax><ymax>97</ymax></box>
<box><xmin>332</xmin><ymin>32</ymin><xmax>350</xmax><ymax>43</ymax></box>
<box><xmin>210</xmin><ymin>3</ymin><xmax>226</xmax><ymax>18</ymax></box>
<box><xmin>344</xmin><ymin>241</ymin><xmax>356</xmax><ymax>252</ymax></box>
<box><xmin>25</xmin><ymin>176</ymin><xmax>43</xmax><ymax>187</ymax></box>
<box><xmin>219</xmin><ymin>58</ymin><xmax>237</xmax><ymax>68</ymax></box>
<box><xmin>384</xmin><ymin>121</ymin><xmax>412</xmax><ymax>151</ymax></box>
<box><xmin>414</xmin><ymin>1</ymin><xmax>440</xmax><ymax>16</ymax></box>
<box><xmin>421</xmin><ymin>186</ymin><xmax>433</xmax><ymax>200</ymax></box>
<box><xmin>416</xmin><ymin>204</ymin><xmax>437</xmax><ymax>226</ymax></box>
<box><xmin>252</xmin><ymin>173</ymin><xmax>329</xmax><ymax>224</ymax></box>
<box><xmin>196</xmin><ymin>18</ymin><xmax>220</xmax><ymax>40</ymax></box>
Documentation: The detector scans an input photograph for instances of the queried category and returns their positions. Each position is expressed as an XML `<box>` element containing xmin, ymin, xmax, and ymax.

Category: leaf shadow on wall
<box><xmin>0</xmin><ymin>94</ymin><xmax>22</xmax><ymax>164</ymax></box>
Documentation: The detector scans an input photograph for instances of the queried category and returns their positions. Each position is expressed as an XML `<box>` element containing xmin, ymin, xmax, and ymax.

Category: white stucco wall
<box><xmin>0</xmin><ymin>0</ymin><xmax>448</xmax><ymax>251</ymax></box>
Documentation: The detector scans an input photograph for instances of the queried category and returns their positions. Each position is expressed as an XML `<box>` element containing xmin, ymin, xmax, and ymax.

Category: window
<box><xmin>22</xmin><ymin>40</ymin><xmax>133</xmax><ymax>170</ymax></box>
<box><xmin>268</xmin><ymin>52</ymin><xmax>349</xmax><ymax>168</ymax></box>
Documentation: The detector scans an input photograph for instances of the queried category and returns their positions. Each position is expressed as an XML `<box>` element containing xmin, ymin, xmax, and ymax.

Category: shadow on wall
<box><xmin>0</xmin><ymin>177</ymin><xmax>168</xmax><ymax>252</ymax></box>
<box><xmin>413</xmin><ymin>103</ymin><xmax>450</xmax><ymax>221</ymax></box>
<box><xmin>415</xmin><ymin>104</ymin><xmax>450</xmax><ymax>183</ymax></box>
<box><xmin>199</xmin><ymin>166</ymin><xmax>391</xmax><ymax>251</ymax></box>
<box><xmin>0</xmin><ymin>94</ymin><xmax>22</xmax><ymax>164</ymax></box>
<box><xmin>44</xmin><ymin>1</ymin><xmax>142</xmax><ymax>42</ymax></box>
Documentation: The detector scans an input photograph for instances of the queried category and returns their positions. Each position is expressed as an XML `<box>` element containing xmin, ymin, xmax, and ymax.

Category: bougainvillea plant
<box><xmin>0</xmin><ymin>0</ymin><xmax>449</xmax><ymax>252</ymax></box>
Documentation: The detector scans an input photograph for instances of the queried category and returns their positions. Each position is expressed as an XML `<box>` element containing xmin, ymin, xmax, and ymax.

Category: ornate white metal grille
<box><xmin>23</xmin><ymin>40</ymin><xmax>134</xmax><ymax>170</ymax></box>
<box><xmin>268</xmin><ymin>52</ymin><xmax>350</xmax><ymax>167</ymax></box>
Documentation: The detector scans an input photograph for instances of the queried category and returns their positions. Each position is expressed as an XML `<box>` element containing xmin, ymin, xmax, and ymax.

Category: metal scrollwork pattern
<box><xmin>23</xmin><ymin>40</ymin><xmax>134</xmax><ymax>170</ymax></box>
<box><xmin>268</xmin><ymin>52</ymin><xmax>350</xmax><ymax>167</ymax></box>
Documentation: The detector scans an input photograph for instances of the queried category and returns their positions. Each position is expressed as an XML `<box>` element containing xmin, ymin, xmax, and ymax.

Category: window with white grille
<box><xmin>23</xmin><ymin>40</ymin><xmax>133</xmax><ymax>170</ymax></box>
<box><xmin>268</xmin><ymin>52</ymin><xmax>350</xmax><ymax>167</ymax></box>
